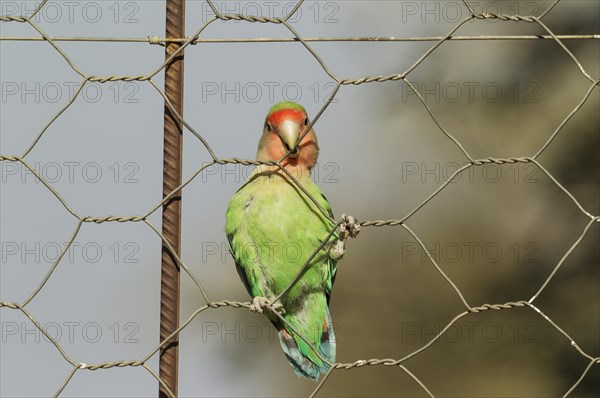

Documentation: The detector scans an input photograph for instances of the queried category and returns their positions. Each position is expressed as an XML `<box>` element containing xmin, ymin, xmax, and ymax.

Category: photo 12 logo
<box><xmin>1</xmin><ymin>81</ymin><xmax>141</xmax><ymax>104</ymax></box>
<box><xmin>1</xmin><ymin>321</ymin><xmax>139</xmax><ymax>344</ymax></box>
<box><xmin>399</xmin><ymin>1</ymin><xmax>541</xmax><ymax>23</ymax></box>
<box><xmin>199</xmin><ymin>1</ymin><xmax>340</xmax><ymax>24</ymax></box>
<box><xmin>199</xmin><ymin>320</ymin><xmax>340</xmax><ymax>344</ymax></box>
<box><xmin>200</xmin><ymin>162</ymin><xmax>339</xmax><ymax>184</ymax></box>
<box><xmin>400</xmin><ymin>162</ymin><xmax>540</xmax><ymax>184</ymax></box>
<box><xmin>199</xmin><ymin>236</ymin><xmax>340</xmax><ymax>265</ymax></box>
<box><xmin>200</xmin><ymin>81</ymin><xmax>339</xmax><ymax>105</ymax></box>
<box><xmin>200</xmin><ymin>240</ymin><xmax>304</xmax><ymax>265</ymax></box>
<box><xmin>401</xmin><ymin>81</ymin><xmax>539</xmax><ymax>104</ymax></box>
<box><xmin>401</xmin><ymin>321</ymin><xmax>540</xmax><ymax>344</ymax></box>
<box><xmin>401</xmin><ymin>241</ymin><xmax>540</xmax><ymax>264</ymax></box>
<box><xmin>1</xmin><ymin>161</ymin><xmax>140</xmax><ymax>184</ymax></box>
<box><xmin>1</xmin><ymin>241</ymin><xmax>140</xmax><ymax>264</ymax></box>
<box><xmin>0</xmin><ymin>1</ymin><xmax>140</xmax><ymax>24</ymax></box>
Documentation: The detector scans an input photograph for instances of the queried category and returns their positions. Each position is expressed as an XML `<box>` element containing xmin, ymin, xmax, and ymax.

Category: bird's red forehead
<box><xmin>267</xmin><ymin>109</ymin><xmax>305</xmax><ymax>125</ymax></box>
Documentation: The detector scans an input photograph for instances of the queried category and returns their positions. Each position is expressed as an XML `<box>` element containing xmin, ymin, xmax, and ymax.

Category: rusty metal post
<box><xmin>160</xmin><ymin>0</ymin><xmax>185</xmax><ymax>397</ymax></box>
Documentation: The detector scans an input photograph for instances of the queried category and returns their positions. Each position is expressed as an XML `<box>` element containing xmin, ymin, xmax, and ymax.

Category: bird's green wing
<box><xmin>317</xmin><ymin>191</ymin><xmax>337</xmax><ymax>304</ymax></box>
<box><xmin>225</xmin><ymin>181</ymin><xmax>269</xmax><ymax>300</ymax></box>
<box><xmin>226</xmin><ymin>232</ymin><xmax>254</xmax><ymax>297</ymax></box>
<box><xmin>225</xmin><ymin>171</ymin><xmax>337</xmax><ymax>301</ymax></box>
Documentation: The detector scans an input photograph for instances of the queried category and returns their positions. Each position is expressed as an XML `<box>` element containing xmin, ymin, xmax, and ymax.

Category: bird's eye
<box><xmin>303</xmin><ymin>117</ymin><xmax>309</xmax><ymax>126</ymax></box>
<box><xmin>266</xmin><ymin>122</ymin><xmax>273</xmax><ymax>132</ymax></box>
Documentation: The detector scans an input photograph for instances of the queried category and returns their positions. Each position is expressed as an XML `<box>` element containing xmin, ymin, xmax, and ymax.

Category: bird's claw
<box><xmin>249</xmin><ymin>297</ymin><xmax>269</xmax><ymax>313</ymax></box>
<box><xmin>329</xmin><ymin>240</ymin><xmax>345</xmax><ymax>261</ymax></box>
<box><xmin>271</xmin><ymin>301</ymin><xmax>285</xmax><ymax>315</ymax></box>
<box><xmin>340</xmin><ymin>214</ymin><xmax>361</xmax><ymax>240</ymax></box>
<box><xmin>249</xmin><ymin>296</ymin><xmax>285</xmax><ymax>315</ymax></box>
<box><xmin>328</xmin><ymin>214</ymin><xmax>360</xmax><ymax>261</ymax></box>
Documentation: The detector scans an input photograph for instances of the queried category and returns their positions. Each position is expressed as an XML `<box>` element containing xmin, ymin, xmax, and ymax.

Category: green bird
<box><xmin>225</xmin><ymin>101</ymin><xmax>338</xmax><ymax>380</ymax></box>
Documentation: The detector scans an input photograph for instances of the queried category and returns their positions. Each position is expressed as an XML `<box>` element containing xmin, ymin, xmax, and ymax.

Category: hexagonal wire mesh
<box><xmin>0</xmin><ymin>0</ymin><xmax>598</xmax><ymax>397</ymax></box>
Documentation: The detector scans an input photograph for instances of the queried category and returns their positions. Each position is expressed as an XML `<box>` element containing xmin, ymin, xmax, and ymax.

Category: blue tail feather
<box><xmin>318</xmin><ymin>308</ymin><xmax>336</xmax><ymax>365</ymax></box>
<box><xmin>277</xmin><ymin>308</ymin><xmax>336</xmax><ymax>381</ymax></box>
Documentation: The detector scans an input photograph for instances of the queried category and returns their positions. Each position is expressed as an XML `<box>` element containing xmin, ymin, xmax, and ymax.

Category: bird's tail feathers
<box><xmin>277</xmin><ymin>307</ymin><xmax>336</xmax><ymax>381</ymax></box>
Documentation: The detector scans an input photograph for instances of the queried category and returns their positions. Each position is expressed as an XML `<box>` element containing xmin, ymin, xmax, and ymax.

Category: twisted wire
<box><xmin>1</xmin><ymin>0</ymin><xmax>598</xmax><ymax>396</ymax></box>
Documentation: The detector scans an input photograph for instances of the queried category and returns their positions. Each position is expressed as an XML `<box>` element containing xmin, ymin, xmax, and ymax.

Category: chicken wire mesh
<box><xmin>0</xmin><ymin>0</ymin><xmax>598</xmax><ymax>397</ymax></box>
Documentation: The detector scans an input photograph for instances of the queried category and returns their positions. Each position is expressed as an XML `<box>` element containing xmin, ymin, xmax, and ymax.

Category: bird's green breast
<box><xmin>225</xmin><ymin>169</ymin><xmax>336</xmax><ymax>305</ymax></box>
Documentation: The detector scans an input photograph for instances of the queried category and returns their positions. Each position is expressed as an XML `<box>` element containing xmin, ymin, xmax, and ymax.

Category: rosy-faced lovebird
<box><xmin>225</xmin><ymin>101</ymin><xmax>338</xmax><ymax>380</ymax></box>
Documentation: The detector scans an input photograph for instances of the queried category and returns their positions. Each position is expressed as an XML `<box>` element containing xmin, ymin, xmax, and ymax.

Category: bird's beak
<box><xmin>279</xmin><ymin>120</ymin><xmax>301</xmax><ymax>157</ymax></box>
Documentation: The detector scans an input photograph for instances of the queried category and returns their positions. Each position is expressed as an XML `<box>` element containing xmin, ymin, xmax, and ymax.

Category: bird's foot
<box><xmin>329</xmin><ymin>214</ymin><xmax>361</xmax><ymax>260</ymax></box>
<box><xmin>328</xmin><ymin>240</ymin><xmax>345</xmax><ymax>261</ymax></box>
<box><xmin>249</xmin><ymin>296</ymin><xmax>285</xmax><ymax>315</ymax></box>
<box><xmin>249</xmin><ymin>296</ymin><xmax>269</xmax><ymax>313</ymax></box>
<box><xmin>340</xmin><ymin>214</ymin><xmax>361</xmax><ymax>240</ymax></box>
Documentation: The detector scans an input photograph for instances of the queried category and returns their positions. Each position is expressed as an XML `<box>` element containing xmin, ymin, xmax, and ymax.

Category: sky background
<box><xmin>1</xmin><ymin>1</ymin><xmax>599</xmax><ymax>397</ymax></box>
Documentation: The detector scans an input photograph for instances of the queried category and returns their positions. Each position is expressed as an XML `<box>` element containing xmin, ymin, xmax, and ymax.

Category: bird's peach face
<box><xmin>258</xmin><ymin>109</ymin><xmax>319</xmax><ymax>168</ymax></box>
<box><xmin>266</xmin><ymin>109</ymin><xmax>309</xmax><ymax>156</ymax></box>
